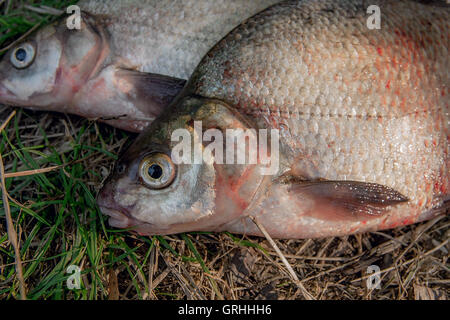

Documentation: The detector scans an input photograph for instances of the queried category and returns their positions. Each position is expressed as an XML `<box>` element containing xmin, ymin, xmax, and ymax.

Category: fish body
<box><xmin>77</xmin><ymin>0</ymin><xmax>280</xmax><ymax>80</ymax></box>
<box><xmin>0</xmin><ymin>0</ymin><xmax>279</xmax><ymax>131</ymax></box>
<box><xmin>98</xmin><ymin>0</ymin><xmax>449</xmax><ymax>238</ymax></box>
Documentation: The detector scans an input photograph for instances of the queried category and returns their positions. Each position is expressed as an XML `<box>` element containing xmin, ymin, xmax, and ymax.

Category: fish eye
<box><xmin>139</xmin><ymin>153</ymin><xmax>176</xmax><ymax>189</ymax></box>
<box><xmin>10</xmin><ymin>42</ymin><xmax>36</xmax><ymax>69</ymax></box>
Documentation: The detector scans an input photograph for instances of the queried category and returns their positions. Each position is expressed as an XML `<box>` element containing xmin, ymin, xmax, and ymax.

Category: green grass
<box><xmin>0</xmin><ymin>0</ymin><xmax>78</xmax><ymax>50</ymax></box>
<box><xmin>1</xmin><ymin>109</ymin><xmax>120</xmax><ymax>299</ymax></box>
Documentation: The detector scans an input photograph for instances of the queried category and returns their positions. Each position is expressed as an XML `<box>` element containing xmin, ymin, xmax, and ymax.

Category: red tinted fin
<box><xmin>286</xmin><ymin>180</ymin><xmax>409</xmax><ymax>221</ymax></box>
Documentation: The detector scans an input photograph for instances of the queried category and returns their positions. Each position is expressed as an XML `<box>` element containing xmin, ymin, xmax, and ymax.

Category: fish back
<box><xmin>190</xmin><ymin>0</ymin><xmax>449</xmax><ymax>213</ymax></box>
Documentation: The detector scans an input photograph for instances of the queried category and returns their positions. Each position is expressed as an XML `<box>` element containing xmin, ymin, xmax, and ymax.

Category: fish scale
<box><xmin>79</xmin><ymin>0</ymin><xmax>280</xmax><ymax>79</ymax></box>
<box><xmin>98</xmin><ymin>0</ymin><xmax>448</xmax><ymax>238</ymax></box>
<box><xmin>191</xmin><ymin>0</ymin><xmax>448</xmax><ymax>212</ymax></box>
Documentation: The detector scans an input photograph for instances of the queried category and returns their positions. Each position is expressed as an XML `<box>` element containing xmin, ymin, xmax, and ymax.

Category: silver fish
<box><xmin>98</xmin><ymin>0</ymin><xmax>449</xmax><ymax>239</ymax></box>
<box><xmin>0</xmin><ymin>0</ymin><xmax>279</xmax><ymax>131</ymax></box>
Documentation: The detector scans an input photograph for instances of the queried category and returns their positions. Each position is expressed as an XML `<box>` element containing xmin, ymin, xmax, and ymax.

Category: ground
<box><xmin>0</xmin><ymin>0</ymin><xmax>448</xmax><ymax>300</ymax></box>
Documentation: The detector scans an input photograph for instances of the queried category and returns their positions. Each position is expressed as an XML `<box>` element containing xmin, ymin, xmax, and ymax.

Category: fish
<box><xmin>0</xmin><ymin>0</ymin><xmax>279</xmax><ymax>132</ymax></box>
<box><xmin>97</xmin><ymin>0</ymin><xmax>449</xmax><ymax>239</ymax></box>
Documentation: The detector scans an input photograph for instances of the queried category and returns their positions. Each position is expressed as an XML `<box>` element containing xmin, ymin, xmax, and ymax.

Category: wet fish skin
<box><xmin>0</xmin><ymin>0</ymin><xmax>279</xmax><ymax>132</ymax></box>
<box><xmin>98</xmin><ymin>0</ymin><xmax>449</xmax><ymax>238</ymax></box>
<box><xmin>78</xmin><ymin>0</ymin><xmax>280</xmax><ymax>80</ymax></box>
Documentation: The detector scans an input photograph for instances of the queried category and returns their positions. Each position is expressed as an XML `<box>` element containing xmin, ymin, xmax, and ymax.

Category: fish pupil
<box><xmin>148</xmin><ymin>164</ymin><xmax>163</xmax><ymax>179</ymax></box>
<box><xmin>15</xmin><ymin>48</ymin><xmax>27</xmax><ymax>62</ymax></box>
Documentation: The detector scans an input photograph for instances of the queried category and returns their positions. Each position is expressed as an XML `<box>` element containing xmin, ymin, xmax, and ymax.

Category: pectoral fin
<box><xmin>116</xmin><ymin>68</ymin><xmax>186</xmax><ymax>118</ymax></box>
<box><xmin>74</xmin><ymin>67</ymin><xmax>187</xmax><ymax>132</ymax></box>
<box><xmin>284</xmin><ymin>178</ymin><xmax>409</xmax><ymax>220</ymax></box>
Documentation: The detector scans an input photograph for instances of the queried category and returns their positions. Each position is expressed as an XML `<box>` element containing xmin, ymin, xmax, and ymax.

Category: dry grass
<box><xmin>0</xmin><ymin>0</ymin><xmax>448</xmax><ymax>300</ymax></box>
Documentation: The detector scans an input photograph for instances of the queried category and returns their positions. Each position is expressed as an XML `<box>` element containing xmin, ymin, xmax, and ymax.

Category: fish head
<box><xmin>0</xmin><ymin>13</ymin><xmax>107</xmax><ymax>111</ymax></box>
<box><xmin>97</xmin><ymin>96</ymin><xmax>269</xmax><ymax>235</ymax></box>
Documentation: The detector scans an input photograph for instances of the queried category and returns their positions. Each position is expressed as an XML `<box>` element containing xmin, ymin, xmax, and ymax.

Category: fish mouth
<box><xmin>99</xmin><ymin>206</ymin><xmax>135</xmax><ymax>229</ymax></box>
<box><xmin>99</xmin><ymin>205</ymin><xmax>162</xmax><ymax>236</ymax></box>
<box><xmin>97</xmin><ymin>189</ymin><xmax>146</xmax><ymax>230</ymax></box>
<box><xmin>96</xmin><ymin>178</ymin><xmax>125</xmax><ymax>226</ymax></box>
<box><xmin>0</xmin><ymin>83</ymin><xmax>11</xmax><ymax>102</ymax></box>
<box><xmin>0</xmin><ymin>82</ymin><xmax>20</xmax><ymax>106</ymax></box>
<box><xmin>96</xmin><ymin>181</ymin><xmax>162</xmax><ymax>235</ymax></box>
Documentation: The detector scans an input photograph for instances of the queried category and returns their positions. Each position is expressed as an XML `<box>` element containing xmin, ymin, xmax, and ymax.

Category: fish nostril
<box><xmin>116</xmin><ymin>163</ymin><xmax>126</xmax><ymax>174</ymax></box>
<box><xmin>97</xmin><ymin>180</ymin><xmax>116</xmax><ymax>204</ymax></box>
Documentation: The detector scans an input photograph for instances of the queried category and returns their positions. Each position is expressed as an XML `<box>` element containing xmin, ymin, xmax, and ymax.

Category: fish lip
<box><xmin>99</xmin><ymin>205</ymin><xmax>159</xmax><ymax>235</ymax></box>
<box><xmin>0</xmin><ymin>82</ymin><xmax>18</xmax><ymax>105</ymax></box>
<box><xmin>0</xmin><ymin>82</ymin><xmax>9</xmax><ymax>100</ymax></box>
<box><xmin>96</xmin><ymin>179</ymin><xmax>133</xmax><ymax>220</ymax></box>
<box><xmin>99</xmin><ymin>205</ymin><xmax>134</xmax><ymax>229</ymax></box>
